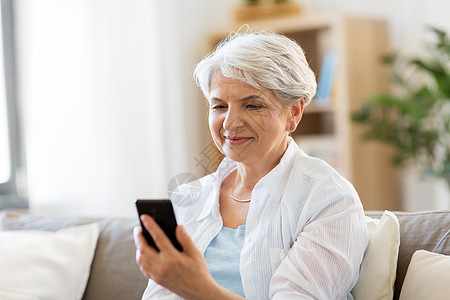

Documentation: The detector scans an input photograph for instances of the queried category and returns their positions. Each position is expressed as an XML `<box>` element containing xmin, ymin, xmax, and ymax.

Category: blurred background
<box><xmin>0</xmin><ymin>0</ymin><xmax>449</xmax><ymax>216</ymax></box>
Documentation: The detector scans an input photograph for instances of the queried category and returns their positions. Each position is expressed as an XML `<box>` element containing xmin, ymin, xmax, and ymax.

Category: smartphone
<box><xmin>135</xmin><ymin>199</ymin><xmax>183</xmax><ymax>252</ymax></box>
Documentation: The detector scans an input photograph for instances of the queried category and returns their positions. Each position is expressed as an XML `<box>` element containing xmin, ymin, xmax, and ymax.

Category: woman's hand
<box><xmin>134</xmin><ymin>215</ymin><xmax>244</xmax><ymax>300</ymax></box>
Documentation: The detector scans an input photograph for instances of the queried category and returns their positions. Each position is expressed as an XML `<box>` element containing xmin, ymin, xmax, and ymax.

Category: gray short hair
<box><xmin>194</xmin><ymin>29</ymin><xmax>317</xmax><ymax>106</ymax></box>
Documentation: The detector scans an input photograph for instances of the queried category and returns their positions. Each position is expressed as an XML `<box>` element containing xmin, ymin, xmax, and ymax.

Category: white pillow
<box><xmin>399</xmin><ymin>250</ymin><xmax>450</xmax><ymax>300</ymax></box>
<box><xmin>0</xmin><ymin>223</ymin><xmax>99</xmax><ymax>300</ymax></box>
<box><xmin>351</xmin><ymin>210</ymin><xmax>400</xmax><ymax>300</ymax></box>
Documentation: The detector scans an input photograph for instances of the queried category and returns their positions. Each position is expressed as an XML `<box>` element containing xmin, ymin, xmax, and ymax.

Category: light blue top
<box><xmin>204</xmin><ymin>225</ymin><xmax>246</xmax><ymax>297</ymax></box>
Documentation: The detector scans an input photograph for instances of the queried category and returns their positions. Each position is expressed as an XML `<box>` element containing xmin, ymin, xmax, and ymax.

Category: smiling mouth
<box><xmin>225</xmin><ymin>136</ymin><xmax>252</xmax><ymax>146</ymax></box>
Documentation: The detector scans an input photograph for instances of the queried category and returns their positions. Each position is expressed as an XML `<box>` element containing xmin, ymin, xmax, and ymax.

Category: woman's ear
<box><xmin>287</xmin><ymin>99</ymin><xmax>305</xmax><ymax>132</ymax></box>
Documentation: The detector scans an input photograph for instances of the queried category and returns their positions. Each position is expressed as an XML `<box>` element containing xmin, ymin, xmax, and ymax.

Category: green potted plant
<box><xmin>352</xmin><ymin>28</ymin><xmax>450</xmax><ymax>189</ymax></box>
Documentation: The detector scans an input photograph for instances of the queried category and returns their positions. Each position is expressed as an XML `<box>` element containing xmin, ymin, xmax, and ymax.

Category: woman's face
<box><xmin>208</xmin><ymin>72</ymin><xmax>293</xmax><ymax>167</ymax></box>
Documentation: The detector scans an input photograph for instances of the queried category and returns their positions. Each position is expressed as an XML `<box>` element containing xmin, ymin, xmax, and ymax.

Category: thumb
<box><xmin>176</xmin><ymin>225</ymin><xmax>199</xmax><ymax>255</ymax></box>
<box><xmin>133</xmin><ymin>226</ymin><xmax>142</xmax><ymax>249</ymax></box>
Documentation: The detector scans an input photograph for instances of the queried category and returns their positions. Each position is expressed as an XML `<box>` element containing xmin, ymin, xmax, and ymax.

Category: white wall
<box><xmin>14</xmin><ymin>0</ymin><xmax>449</xmax><ymax>216</ymax></box>
<box><xmin>14</xmin><ymin>0</ymin><xmax>236</xmax><ymax>217</ymax></box>
<box><xmin>300</xmin><ymin>0</ymin><xmax>450</xmax><ymax>54</ymax></box>
<box><xmin>15</xmin><ymin>0</ymin><xmax>169</xmax><ymax>216</ymax></box>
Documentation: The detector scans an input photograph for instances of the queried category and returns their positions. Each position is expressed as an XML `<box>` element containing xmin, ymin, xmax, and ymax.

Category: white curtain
<box><xmin>14</xmin><ymin>0</ymin><xmax>189</xmax><ymax>216</ymax></box>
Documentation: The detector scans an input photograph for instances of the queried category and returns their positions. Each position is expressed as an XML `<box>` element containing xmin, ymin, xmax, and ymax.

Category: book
<box><xmin>315</xmin><ymin>50</ymin><xmax>338</xmax><ymax>105</ymax></box>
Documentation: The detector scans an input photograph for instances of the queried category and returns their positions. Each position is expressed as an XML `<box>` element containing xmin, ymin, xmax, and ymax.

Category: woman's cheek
<box><xmin>209</xmin><ymin>124</ymin><xmax>224</xmax><ymax>153</ymax></box>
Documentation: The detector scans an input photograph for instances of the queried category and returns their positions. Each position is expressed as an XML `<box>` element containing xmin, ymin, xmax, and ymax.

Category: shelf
<box><xmin>234</xmin><ymin>2</ymin><xmax>302</xmax><ymax>24</ymax></box>
<box><xmin>296</xmin><ymin>110</ymin><xmax>334</xmax><ymax>136</ymax></box>
<box><xmin>304</xmin><ymin>101</ymin><xmax>335</xmax><ymax>114</ymax></box>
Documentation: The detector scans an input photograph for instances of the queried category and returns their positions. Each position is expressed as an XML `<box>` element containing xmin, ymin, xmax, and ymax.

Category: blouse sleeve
<box><xmin>141</xmin><ymin>280</ymin><xmax>180</xmax><ymax>300</ymax></box>
<box><xmin>269</xmin><ymin>177</ymin><xmax>368</xmax><ymax>299</ymax></box>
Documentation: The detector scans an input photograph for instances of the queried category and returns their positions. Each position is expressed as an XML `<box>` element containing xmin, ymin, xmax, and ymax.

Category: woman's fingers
<box><xmin>176</xmin><ymin>225</ymin><xmax>199</xmax><ymax>256</ymax></box>
<box><xmin>141</xmin><ymin>214</ymin><xmax>176</xmax><ymax>253</ymax></box>
<box><xmin>133</xmin><ymin>226</ymin><xmax>143</xmax><ymax>249</ymax></box>
<box><xmin>134</xmin><ymin>221</ymin><xmax>162</xmax><ymax>278</ymax></box>
<box><xmin>135</xmin><ymin>219</ymin><xmax>218</xmax><ymax>297</ymax></box>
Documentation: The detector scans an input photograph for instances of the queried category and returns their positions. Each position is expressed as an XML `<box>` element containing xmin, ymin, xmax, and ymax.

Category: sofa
<box><xmin>0</xmin><ymin>209</ymin><xmax>449</xmax><ymax>300</ymax></box>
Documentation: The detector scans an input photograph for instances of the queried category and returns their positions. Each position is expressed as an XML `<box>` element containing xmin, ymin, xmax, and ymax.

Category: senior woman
<box><xmin>134</xmin><ymin>30</ymin><xmax>368</xmax><ymax>299</ymax></box>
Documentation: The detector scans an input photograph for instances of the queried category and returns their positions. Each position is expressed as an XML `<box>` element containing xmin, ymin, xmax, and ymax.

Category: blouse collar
<box><xmin>197</xmin><ymin>137</ymin><xmax>301</xmax><ymax>220</ymax></box>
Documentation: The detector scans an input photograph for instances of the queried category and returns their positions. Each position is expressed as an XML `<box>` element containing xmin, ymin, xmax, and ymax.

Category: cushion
<box><xmin>399</xmin><ymin>250</ymin><xmax>450</xmax><ymax>300</ymax></box>
<box><xmin>365</xmin><ymin>210</ymin><xmax>450</xmax><ymax>300</ymax></box>
<box><xmin>352</xmin><ymin>210</ymin><xmax>400</xmax><ymax>300</ymax></box>
<box><xmin>0</xmin><ymin>290</ymin><xmax>39</xmax><ymax>300</ymax></box>
<box><xmin>0</xmin><ymin>223</ymin><xmax>99</xmax><ymax>300</ymax></box>
<box><xmin>0</xmin><ymin>210</ymin><xmax>148</xmax><ymax>300</ymax></box>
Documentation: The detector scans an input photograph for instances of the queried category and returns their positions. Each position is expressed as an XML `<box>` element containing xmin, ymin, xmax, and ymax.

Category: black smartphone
<box><xmin>135</xmin><ymin>199</ymin><xmax>183</xmax><ymax>252</ymax></box>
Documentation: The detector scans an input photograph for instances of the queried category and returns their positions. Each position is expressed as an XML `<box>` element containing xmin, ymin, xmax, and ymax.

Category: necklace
<box><xmin>230</xmin><ymin>194</ymin><xmax>251</xmax><ymax>202</ymax></box>
<box><xmin>230</xmin><ymin>194</ymin><xmax>252</xmax><ymax>202</ymax></box>
<box><xmin>230</xmin><ymin>172</ymin><xmax>251</xmax><ymax>202</ymax></box>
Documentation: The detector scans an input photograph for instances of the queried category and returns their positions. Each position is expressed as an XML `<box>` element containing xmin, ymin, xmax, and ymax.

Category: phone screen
<box><xmin>135</xmin><ymin>199</ymin><xmax>183</xmax><ymax>252</ymax></box>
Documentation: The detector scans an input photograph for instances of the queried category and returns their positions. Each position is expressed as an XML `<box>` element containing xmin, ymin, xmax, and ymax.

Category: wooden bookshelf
<box><xmin>234</xmin><ymin>2</ymin><xmax>302</xmax><ymax>23</ymax></box>
<box><xmin>204</xmin><ymin>14</ymin><xmax>399</xmax><ymax>210</ymax></box>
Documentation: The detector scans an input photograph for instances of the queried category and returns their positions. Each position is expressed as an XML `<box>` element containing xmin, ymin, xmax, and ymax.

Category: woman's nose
<box><xmin>223</xmin><ymin>107</ymin><xmax>245</xmax><ymax>131</ymax></box>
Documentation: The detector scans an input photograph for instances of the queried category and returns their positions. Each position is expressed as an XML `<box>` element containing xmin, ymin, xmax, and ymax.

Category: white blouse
<box><xmin>142</xmin><ymin>138</ymin><xmax>368</xmax><ymax>299</ymax></box>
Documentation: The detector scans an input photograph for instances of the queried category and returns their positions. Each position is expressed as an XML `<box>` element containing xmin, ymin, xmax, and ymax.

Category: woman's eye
<box><xmin>247</xmin><ymin>104</ymin><xmax>263</xmax><ymax>110</ymax></box>
<box><xmin>211</xmin><ymin>105</ymin><xmax>226</xmax><ymax>111</ymax></box>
